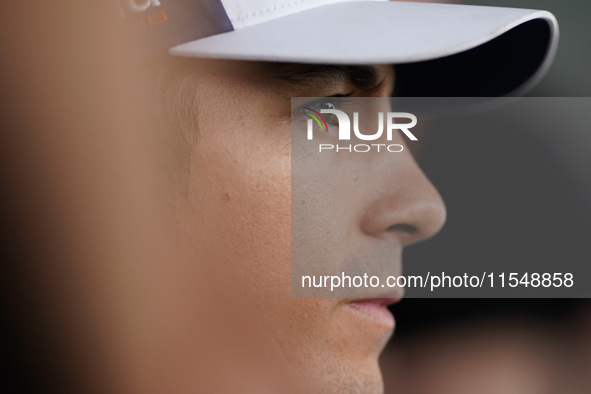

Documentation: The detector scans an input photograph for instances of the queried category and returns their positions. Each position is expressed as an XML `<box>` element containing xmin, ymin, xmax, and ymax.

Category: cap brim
<box><xmin>170</xmin><ymin>1</ymin><xmax>558</xmax><ymax>96</ymax></box>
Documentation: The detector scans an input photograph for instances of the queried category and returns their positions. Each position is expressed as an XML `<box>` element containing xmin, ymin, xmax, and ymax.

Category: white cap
<box><xmin>123</xmin><ymin>0</ymin><xmax>559</xmax><ymax>96</ymax></box>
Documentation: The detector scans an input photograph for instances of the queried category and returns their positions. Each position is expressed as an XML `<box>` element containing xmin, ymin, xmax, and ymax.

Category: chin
<box><xmin>296</xmin><ymin>304</ymin><xmax>394</xmax><ymax>394</ymax></box>
<box><xmin>308</xmin><ymin>357</ymin><xmax>385</xmax><ymax>394</ymax></box>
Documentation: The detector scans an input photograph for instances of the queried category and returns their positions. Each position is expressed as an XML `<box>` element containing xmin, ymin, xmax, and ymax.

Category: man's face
<box><xmin>173</xmin><ymin>59</ymin><xmax>446</xmax><ymax>393</ymax></box>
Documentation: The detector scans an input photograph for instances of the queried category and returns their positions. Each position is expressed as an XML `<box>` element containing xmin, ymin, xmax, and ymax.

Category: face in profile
<box><xmin>167</xmin><ymin>59</ymin><xmax>446</xmax><ymax>393</ymax></box>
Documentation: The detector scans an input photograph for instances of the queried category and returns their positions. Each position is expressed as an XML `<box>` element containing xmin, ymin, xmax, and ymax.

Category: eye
<box><xmin>302</xmin><ymin>106</ymin><xmax>330</xmax><ymax>132</ymax></box>
<box><xmin>301</xmin><ymin>97</ymin><xmax>352</xmax><ymax>129</ymax></box>
<box><xmin>322</xmin><ymin>102</ymin><xmax>340</xmax><ymax>125</ymax></box>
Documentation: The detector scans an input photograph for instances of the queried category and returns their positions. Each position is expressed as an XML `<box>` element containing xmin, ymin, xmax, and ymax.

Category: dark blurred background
<box><xmin>384</xmin><ymin>1</ymin><xmax>591</xmax><ymax>393</ymax></box>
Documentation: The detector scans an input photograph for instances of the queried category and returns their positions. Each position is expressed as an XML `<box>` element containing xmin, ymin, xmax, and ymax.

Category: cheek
<box><xmin>181</xmin><ymin>103</ymin><xmax>338</xmax><ymax>365</ymax></box>
<box><xmin>183</xmin><ymin>103</ymin><xmax>294</xmax><ymax>308</ymax></box>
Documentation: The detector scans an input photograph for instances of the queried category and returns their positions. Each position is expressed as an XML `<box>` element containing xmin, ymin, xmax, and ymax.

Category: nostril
<box><xmin>385</xmin><ymin>223</ymin><xmax>418</xmax><ymax>234</ymax></box>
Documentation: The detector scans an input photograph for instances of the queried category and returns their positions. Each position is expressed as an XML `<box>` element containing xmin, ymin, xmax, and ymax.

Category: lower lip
<box><xmin>345</xmin><ymin>301</ymin><xmax>396</xmax><ymax>328</ymax></box>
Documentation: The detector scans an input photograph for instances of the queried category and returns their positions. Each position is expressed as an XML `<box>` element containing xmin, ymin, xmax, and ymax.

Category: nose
<box><xmin>359</xmin><ymin>152</ymin><xmax>446</xmax><ymax>247</ymax></box>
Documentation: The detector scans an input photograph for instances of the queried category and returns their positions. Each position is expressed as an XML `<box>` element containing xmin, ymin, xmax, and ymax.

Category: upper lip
<box><xmin>341</xmin><ymin>283</ymin><xmax>405</xmax><ymax>306</ymax></box>
<box><xmin>345</xmin><ymin>284</ymin><xmax>405</xmax><ymax>304</ymax></box>
<box><xmin>344</xmin><ymin>297</ymin><xmax>401</xmax><ymax>307</ymax></box>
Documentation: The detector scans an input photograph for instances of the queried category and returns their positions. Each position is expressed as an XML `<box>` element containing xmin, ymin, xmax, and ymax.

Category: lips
<box><xmin>350</xmin><ymin>298</ymin><xmax>401</xmax><ymax>307</ymax></box>
<box><xmin>344</xmin><ymin>298</ymin><xmax>401</xmax><ymax>329</ymax></box>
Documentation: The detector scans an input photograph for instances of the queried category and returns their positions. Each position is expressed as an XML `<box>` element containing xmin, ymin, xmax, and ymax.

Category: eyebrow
<box><xmin>275</xmin><ymin>64</ymin><xmax>388</xmax><ymax>94</ymax></box>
